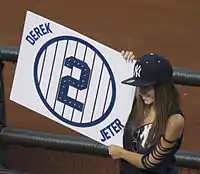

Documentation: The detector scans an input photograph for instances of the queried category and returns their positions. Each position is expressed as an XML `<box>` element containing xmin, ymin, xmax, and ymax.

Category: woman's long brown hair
<box><xmin>124</xmin><ymin>79</ymin><xmax>180</xmax><ymax>150</ymax></box>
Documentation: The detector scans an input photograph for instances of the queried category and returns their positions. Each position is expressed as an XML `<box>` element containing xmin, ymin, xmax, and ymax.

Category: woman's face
<box><xmin>138</xmin><ymin>85</ymin><xmax>155</xmax><ymax>105</ymax></box>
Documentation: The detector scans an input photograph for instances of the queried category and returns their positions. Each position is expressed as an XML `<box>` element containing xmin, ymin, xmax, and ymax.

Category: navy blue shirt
<box><xmin>119</xmin><ymin>110</ymin><xmax>184</xmax><ymax>174</ymax></box>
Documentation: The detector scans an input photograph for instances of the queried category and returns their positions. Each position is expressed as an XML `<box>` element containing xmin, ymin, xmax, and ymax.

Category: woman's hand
<box><xmin>121</xmin><ymin>50</ymin><xmax>136</xmax><ymax>62</ymax></box>
<box><xmin>108</xmin><ymin>144</ymin><xmax>125</xmax><ymax>160</ymax></box>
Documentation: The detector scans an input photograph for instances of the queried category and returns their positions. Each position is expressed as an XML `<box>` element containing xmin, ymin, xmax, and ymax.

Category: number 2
<box><xmin>57</xmin><ymin>56</ymin><xmax>90</xmax><ymax>111</ymax></box>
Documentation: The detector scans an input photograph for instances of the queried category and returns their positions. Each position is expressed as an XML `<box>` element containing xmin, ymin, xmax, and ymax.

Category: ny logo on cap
<box><xmin>133</xmin><ymin>65</ymin><xmax>142</xmax><ymax>77</ymax></box>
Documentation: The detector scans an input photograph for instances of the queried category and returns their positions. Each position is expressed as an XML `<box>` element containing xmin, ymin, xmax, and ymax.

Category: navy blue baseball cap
<box><xmin>121</xmin><ymin>53</ymin><xmax>173</xmax><ymax>87</ymax></box>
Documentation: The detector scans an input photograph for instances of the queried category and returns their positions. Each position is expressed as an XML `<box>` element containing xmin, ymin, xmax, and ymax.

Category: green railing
<box><xmin>0</xmin><ymin>46</ymin><xmax>200</xmax><ymax>174</ymax></box>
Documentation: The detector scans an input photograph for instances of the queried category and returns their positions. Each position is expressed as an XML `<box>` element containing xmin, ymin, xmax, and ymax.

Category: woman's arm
<box><xmin>108</xmin><ymin>114</ymin><xmax>185</xmax><ymax>170</ymax></box>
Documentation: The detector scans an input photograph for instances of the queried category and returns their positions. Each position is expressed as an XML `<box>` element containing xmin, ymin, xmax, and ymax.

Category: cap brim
<box><xmin>121</xmin><ymin>77</ymin><xmax>156</xmax><ymax>87</ymax></box>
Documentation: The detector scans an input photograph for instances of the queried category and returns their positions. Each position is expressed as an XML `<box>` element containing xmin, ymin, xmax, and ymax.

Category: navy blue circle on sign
<box><xmin>33</xmin><ymin>35</ymin><xmax>116</xmax><ymax>127</ymax></box>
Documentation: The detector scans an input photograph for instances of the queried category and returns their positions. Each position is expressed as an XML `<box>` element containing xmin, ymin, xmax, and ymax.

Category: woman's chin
<box><xmin>143</xmin><ymin>100</ymin><xmax>154</xmax><ymax>105</ymax></box>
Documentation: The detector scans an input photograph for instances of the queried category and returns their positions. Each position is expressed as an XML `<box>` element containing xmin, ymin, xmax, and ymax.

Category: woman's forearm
<box><xmin>120</xmin><ymin>149</ymin><xmax>145</xmax><ymax>169</ymax></box>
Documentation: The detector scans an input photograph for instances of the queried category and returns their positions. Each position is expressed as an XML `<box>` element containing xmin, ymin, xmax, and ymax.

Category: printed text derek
<box><xmin>26</xmin><ymin>22</ymin><xmax>53</xmax><ymax>46</ymax></box>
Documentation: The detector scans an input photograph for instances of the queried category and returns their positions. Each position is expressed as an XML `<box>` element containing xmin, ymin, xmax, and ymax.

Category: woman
<box><xmin>108</xmin><ymin>51</ymin><xmax>185</xmax><ymax>174</ymax></box>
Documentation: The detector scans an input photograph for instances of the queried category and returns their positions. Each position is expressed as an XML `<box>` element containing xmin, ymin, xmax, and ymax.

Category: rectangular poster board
<box><xmin>10</xmin><ymin>11</ymin><xmax>136</xmax><ymax>147</ymax></box>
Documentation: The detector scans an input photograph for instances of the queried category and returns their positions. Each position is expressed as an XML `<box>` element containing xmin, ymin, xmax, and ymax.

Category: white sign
<box><xmin>10</xmin><ymin>11</ymin><xmax>136</xmax><ymax>147</ymax></box>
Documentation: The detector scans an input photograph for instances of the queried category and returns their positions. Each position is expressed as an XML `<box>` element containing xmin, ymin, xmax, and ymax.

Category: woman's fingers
<box><xmin>121</xmin><ymin>50</ymin><xmax>125</xmax><ymax>56</ymax></box>
<box><xmin>121</xmin><ymin>50</ymin><xmax>135</xmax><ymax>62</ymax></box>
<box><xmin>128</xmin><ymin>51</ymin><xmax>135</xmax><ymax>61</ymax></box>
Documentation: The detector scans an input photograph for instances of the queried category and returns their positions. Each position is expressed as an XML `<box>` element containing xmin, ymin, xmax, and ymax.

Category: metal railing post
<box><xmin>0</xmin><ymin>61</ymin><xmax>7</xmax><ymax>166</ymax></box>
